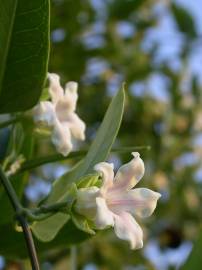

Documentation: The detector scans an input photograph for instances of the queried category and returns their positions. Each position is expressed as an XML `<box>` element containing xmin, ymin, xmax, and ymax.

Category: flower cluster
<box><xmin>75</xmin><ymin>152</ymin><xmax>161</xmax><ymax>249</ymax></box>
<box><xmin>33</xmin><ymin>72</ymin><xmax>161</xmax><ymax>249</ymax></box>
<box><xmin>33</xmin><ymin>73</ymin><xmax>85</xmax><ymax>156</ymax></box>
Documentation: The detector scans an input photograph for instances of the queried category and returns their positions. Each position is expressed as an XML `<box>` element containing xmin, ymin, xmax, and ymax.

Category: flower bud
<box><xmin>75</xmin><ymin>187</ymin><xmax>100</xmax><ymax>219</ymax></box>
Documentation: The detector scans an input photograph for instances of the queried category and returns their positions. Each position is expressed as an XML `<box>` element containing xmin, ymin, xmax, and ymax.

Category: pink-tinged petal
<box><xmin>64</xmin><ymin>81</ymin><xmax>78</xmax><ymax>111</ymax></box>
<box><xmin>48</xmin><ymin>73</ymin><xmax>64</xmax><ymax>103</ymax></box>
<box><xmin>114</xmin><ymin>212</ymin><xmax>143</xmax><ymax>250</ymax></box>
<box><xmin>55</xmin><ymin>98</ymin><xmax>75</xmax><ymax>122</ymax></box>
<box><xmin>128</xmin><ymin>188</ymin><xmax>161</xmax><ymax>218</ymax></box>
<box><xmin>95</xmin><ymin>197</ymin><xmax>114</xmax><ymax>229</ymax></box>
<box><xmin>112</xmin><ymin>152</ymin><xmax>145</xmax><ymax>192</ymax></box>
<box><xmin>65</xmin><ymin>112</ymin><xmax>86</xmax><ymax>140</ymax></box>
<box><xmin>75</xmin><ymin>187</ymin><xmax>100</xmax><ymax>219</ymax></box>
<box><xmin>33</xmin><ymin>101</ymin><xmax>55</xmax><ymax>126</ymax></box>
<box><xmin>51</xmin><ymin>120</ymin><xmax>72</xmax><ymax>156</ymax></box>
<box><xmin>94</xmin><ymin>162</ymin><xmax>114</xmax><ymax>191</ymax></box>
<box><xmin>109</xmin><ymin>188</ymin><xmax>161</xmax><ymax>218</ymax></box>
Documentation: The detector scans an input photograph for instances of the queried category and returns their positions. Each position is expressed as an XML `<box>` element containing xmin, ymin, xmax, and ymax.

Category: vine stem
<box><xmin>70</xmin><ymin>246</ymin><xmax>77</xmax><ymax>270</ymax></box>
<box><xmin>23</xmin><ymin>201</ymin><xmax>70</xmax><ymax>221</ymax></box>
<box><xmin>19</xmin><ymin>146</ymin><xmax>151</xmax><ymax>173</ymax></box>
<box><xmin>0</xmin><ymin>166</ymin><xmax>40</xmax><ymax>270</ymax></box>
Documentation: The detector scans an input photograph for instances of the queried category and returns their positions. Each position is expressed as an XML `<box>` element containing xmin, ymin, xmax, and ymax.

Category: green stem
<box><xmin>20</xmin><ymin>150</ymin><xmax>85</xmax><ymax>172</ymax></box>
<box><xmin>70</xmin><ymin>246</ymin><xmax>77</xmax><ymax>270</ymax></box>
<box><xmin>19</xmin><ymin>146</ymin><xmax>150</xmax><ymax>173</ymax></box>
<box><xmin>33</xmin><ymin>201</ymin><xmax>69</xmax><ymax>214</ymax></box>
<box><xmin>23</xmin><ymin>201</ymin><xmax>70</xmax><ymax>221</ymax></box>
<box><xmin>0</xmin><ymin>166</ymin><xmax>40</xmax><ymax>270</ymax></box>
<box><xmin>0</xmin><ymin>116</ymin><xmax>21</xmax><ymax>129</ymax></box>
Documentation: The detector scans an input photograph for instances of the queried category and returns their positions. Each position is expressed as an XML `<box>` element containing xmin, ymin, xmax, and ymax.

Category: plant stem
<box><xmin>19</xmin><ymin>146</ymin><xmax>151</xmax><ymax>173</ymax></box>
<box><xmin>33</xmin><ymin>201</ymin><xmax>69</xmax><ymax>214</ymax></box>
<box><xmin>21</xmin><ymin>201</ymin><xmax>71</xmax><ymax>221</ymax></box>
<box><xmin>70</xmin><ymin>246</ymin><xmax>77</xmax><ymax>270</ymax></box>
<box><xmin>17</xmin><ymin>215</ymin><xmax>40</xmax><ymax>270</ymax></box>
<box><xmin>0</xmin><ymin>166</ymin><xmax>40</xmax><ymax>270</ymax></box>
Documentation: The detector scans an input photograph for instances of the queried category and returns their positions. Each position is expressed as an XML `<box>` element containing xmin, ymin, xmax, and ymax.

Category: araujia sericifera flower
<box><xmin>75</xmin><ymin>152</ymin><xmax>161</xmax><ymax>249</ymax></box>
<box><xmin>33</xmin><ymin>73</ymin><xmax>85</xmax><ymax>156</ymax></box>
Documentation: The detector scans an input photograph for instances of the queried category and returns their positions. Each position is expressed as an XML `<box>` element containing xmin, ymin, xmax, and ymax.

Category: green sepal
<box><xmin>71</xmin><ymin>211</ymin><xmax>95</xmax><ymax>235</ymax></box>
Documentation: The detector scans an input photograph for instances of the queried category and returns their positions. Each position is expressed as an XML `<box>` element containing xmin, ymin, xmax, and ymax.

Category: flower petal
<box><xmin>109</xmin><ymin>188</ymin><xmax>161</xmax><ymax>218</ymax></box>
<box><xmin>48</xmin><ymin>73</ymin><xmax>64</xmax><ymax>103</ymax></box>
<box><xmin>129</xmin><ymin>188</ymin><xmax>161</xmax><ymax>218</ymax></box>
<box><xmin>51</xmin><ymin>120</ymin><xmax>72</xmax><ymax>156</ymax></box>
<box><xmin>75</xmin><ymin>187</ymin><xmax>100</xmax><ymax>219</ymax></box>
<box><xmin>65</xmin><ymin>112</ymin><xmax>86</xmax><ymax>140</ymax></box>
<box><xmin>65</xmin><ymin>81</ymin><xmax>78</xmax><ymax>111</ymax></box>
<box><xmin>95</xmin><ymin>197</ymin><xmax>114</xmax><ymax>229</ymax></box>
<box><xmin>94</xmin><ymin>162</ymin><xmax>114</xmax><ymax>191</ymax></box>
<box><xmin>33</xmin><ymin>101</ymin><xmax>55</xmax><ymax>126</ymax></box>
<box><xmin>113</xmin><ymin>152</ymin><xmax>145</xmax><ymax>192</ymax></box>
<box><xmin>55</xmin><ymin>98</ymin><xmax>75</xmax><ymax>121</ymax></box>
<box><xmin>114</xmin><ymin>212</ymin><xmax>143</xmax><ymax>250</ymax></box>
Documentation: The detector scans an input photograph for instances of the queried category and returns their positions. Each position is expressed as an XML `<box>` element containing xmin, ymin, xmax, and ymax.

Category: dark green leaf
<box><xmin>180</xmin><ymin>229</ymin><xmax>202</xmax><ymax>270</ymax></box>
<box><xmin>171</xmin><ymin>3</ymin><xmax>197</xmax><ymax>38</ymax></box>
<box><xmin>0</xmin><ymin>0</ymin><xmax>50</xmax><ymax>113</ymax></box>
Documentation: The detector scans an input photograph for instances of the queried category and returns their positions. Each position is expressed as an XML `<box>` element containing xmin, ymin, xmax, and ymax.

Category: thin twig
<box><xmin>19</xmin><ymin>146</ymin><xmax>151</xmax><ymax>173</ymax></box>
<box><xmin>0</xmin><ymin>166</ymin><xmax>40</xmax><ymax>270</ymax></box>
<box><xmin>23</xmin><ymin>201</ymin><xmax>70</xmax><ymax>221</ymax></box>
<box><xmin>70</xmin><ymin>246</ymin><xmax>77</xmax><ymax>270</ymax></box>
<box><xmin>17</xmin><ymin>215</ymin><xmax>40</xmax><ymax>270</ymax></box>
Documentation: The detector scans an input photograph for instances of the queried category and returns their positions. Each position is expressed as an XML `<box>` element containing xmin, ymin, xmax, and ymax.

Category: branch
<box><xmin>23</xmin><ymin>201</ymin><xmax>70</xmax><ymax>221</ymax></box>
<box><xmin>19</xmin><ymin>146</ymin><xmax>151</xmax><ymax>173</ymax></box>
<box><xmin>0</xmin><ymin>166</ymin><xmax>40</xmax><ymax>270</ymax></box>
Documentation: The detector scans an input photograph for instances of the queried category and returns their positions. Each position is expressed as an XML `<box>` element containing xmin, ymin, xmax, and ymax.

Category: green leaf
<box><xmin>0</xmin><ymin>0</ymin><xmax>50</xmax><ymax>113</ymax></box>
<box><xmin>31</xmin><ymin>86</ymin><xmax>125</xmax><ymax>242</ymax></box>
<box><xmin>171</xmin><ymin>3</ymin><xmax>197</xmax><ymax>38</ymax></box>
<box><xmin>71</xmin><ymin>212</ymin><xmax>95</xmax><ymax>235</ymax></box>
<box><xmin>32</xmin><ymin>183</ymin><xmax>77</xmax><ymax>242</ymax></box>
<box><xmin>77</xmin><ymin>173</ymin><xmax>100</xmax><ymax>189</ymax></box>
<box><xmin>31</xmin><ymin>213</ymin><xmax>70</xmax><ymax>242</ymax></box>
<box><xmin>180</xmin><ymin>228</ymin><xmax>202</xmax><ymax>270</ymax></box>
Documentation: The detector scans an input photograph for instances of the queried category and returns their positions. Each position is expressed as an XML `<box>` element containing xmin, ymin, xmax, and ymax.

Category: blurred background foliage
<box><xmin>1</xmin><ymin>0</ymin><xmax>202</xmax><ymax>269</ymax></box>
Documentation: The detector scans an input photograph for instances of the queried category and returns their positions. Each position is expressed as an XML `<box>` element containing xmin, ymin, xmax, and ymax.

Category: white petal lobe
<box><xmin>114</xmin><ymin>212</ymin><xmax>143</xmax><ymax>250</ymax></box>
<box><xmin>66</xmin><ymin>113</ymin><xmax>86</xmax><ymax>140</ymax></box>
<box><xmin>48</xmin><ymin>73</ymin><xmax>64</xmax><ymax>103</ymax></box>
<box><xmin>113</xmin><ymin>152</ymin><xmax>145</xmax><ymax>192</ymax></box>
<box><xmin>94</xmin><ymin>162</ymin><xmax>114</xmax><ymax>191</ymax></box>
<box><xmin>123</xmin><ymin>188</ymin><xmax>161</xmax><ymax>218</ymax></box>
<box><xmin>51</xmin><ymin>121</ymin><xmax>72</xmax><ymax>156</ymax></box>
<box><xmin>33</xmin><ymin>101</ymin><xmax>55</xmax><ymax>126</ymax></box>
<box><xmin>95</xmin><ymin>197</ymin><xmax>114</xmax><ymax>229</ymax></box>
<box><xmin>65</xmin><ymin>81</ymin><xmax>78</xmax><ymax>111</ymax></box>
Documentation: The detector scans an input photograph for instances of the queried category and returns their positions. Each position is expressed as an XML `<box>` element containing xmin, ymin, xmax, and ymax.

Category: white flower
<box><xmin>75</xmin><ymin>152</ymin><xmax>161</xmax><ymax>249</ymax></box>
<box><xmin>33</xmin><ymin>73</ymin><xmax>85</xmax><ymax>156</ymax></box>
